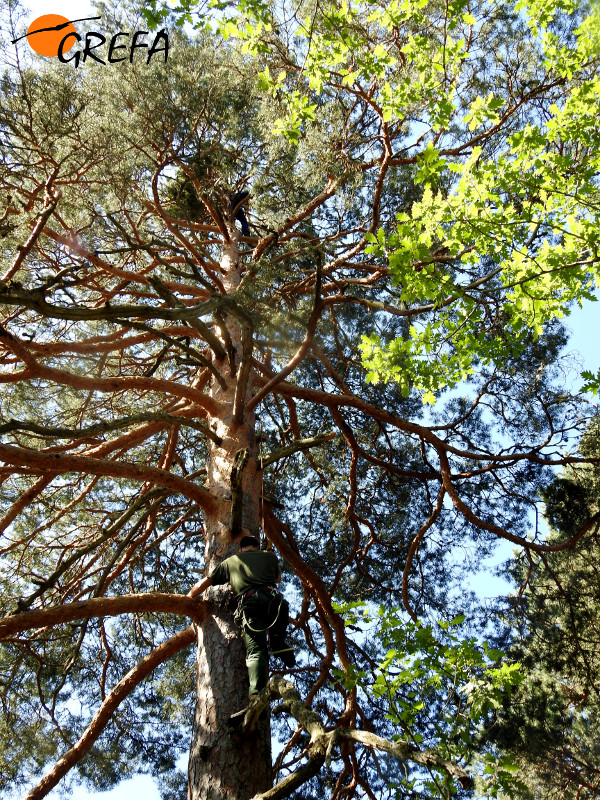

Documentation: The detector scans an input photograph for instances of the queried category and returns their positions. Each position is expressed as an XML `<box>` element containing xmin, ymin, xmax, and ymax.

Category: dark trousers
<box><xmin>241</xmin><ymin>591</ymin><xmax>290</xmax><ymax>695</ymax></box>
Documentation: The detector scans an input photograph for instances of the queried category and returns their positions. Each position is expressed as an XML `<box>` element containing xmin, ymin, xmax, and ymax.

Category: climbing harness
<box><xmin>235</xmin><ymin>585</ymin><xmax>285</xmax><ymax>634</ymax></box>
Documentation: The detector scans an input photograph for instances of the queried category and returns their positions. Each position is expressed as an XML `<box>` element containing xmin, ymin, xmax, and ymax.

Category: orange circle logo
<box><xmin>26</xmin><ymin>14</ymin><xmax>76</xmax><ymax>57</ymax></box>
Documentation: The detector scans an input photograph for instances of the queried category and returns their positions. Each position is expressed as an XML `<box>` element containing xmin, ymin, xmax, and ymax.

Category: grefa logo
<box><xmin>12</xmin><ymin>14</ymin><xmax>169</xmax><ymax>66</ymax></box>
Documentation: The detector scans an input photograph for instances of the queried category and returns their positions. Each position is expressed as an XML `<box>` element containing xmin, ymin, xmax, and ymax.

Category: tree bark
<box><xmin>188</xmin><ymin>232</ymin><xmax>272</xmax><ymax>800</ymax></box>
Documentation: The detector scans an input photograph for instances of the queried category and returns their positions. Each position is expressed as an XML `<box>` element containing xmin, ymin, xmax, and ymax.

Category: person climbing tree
<box><xmin>229</xmin><ymin>190</ymin><xmax>251</xmax><ymax>236</ymax></box>
<box><xmin>188</xmin><ymin>534</ymin><xmax>295</xmax><ymax>697</ymax></box>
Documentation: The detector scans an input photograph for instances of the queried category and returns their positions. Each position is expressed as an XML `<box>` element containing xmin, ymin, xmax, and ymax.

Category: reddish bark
<box><xmin>24</xmin><ymin>626</ymin><xmax>196</xmax><ymax>800</ymax></box>
<box><xmin>0</xmin><ymin>329</ymin><xmax>220</xmax><ymax>414</ymax></box>
<box><xmin>27</xmin><ymin>327</ymin><xmax>204</xmax><ymax>356</ymax></box>
<box><xmin>1</xmin><ymin>55</ymin><xmax>594</xmax><ymax>800</ymax></box>
<box><xmin>0</xmin><ymin>474</ymin><xmax>54</xmax><ymax>537</ymax></box>
<box><xmin>0</xmin><ymin>443</ymin><xmax>221</xmax><ymax>514</ymax></box>
<box><xmin>188</xmin><ymin>233</ymin><xmax>272</xmax><ymax>800</ymax></box>
<box><xmin>0</xmin><ymin>593</ymin><xmax>205</xmax><ymax>639</ymax></box>
<box><xmin>41</xmin><ymin>225</ymin><xmax>211</xmax><ymax>299</ymax></box>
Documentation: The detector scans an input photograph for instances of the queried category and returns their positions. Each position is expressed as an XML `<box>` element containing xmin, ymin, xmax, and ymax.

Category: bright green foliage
<box><xmin>334</xmin><ymin>602</ymin><xmax>525</xmax><ymax>798</ymax></box>
<box><xmin>581</xmin><ymin>366</ymin><xmax>600</xmax><ymax>394</ymax></box>
<box><xmin>356</xmin><ymin>5</ymin><xmax>600</xmax><ymax>399</ymax></box>
<box><xmin>144</xmin><ymin>0</ymin><xmax>600</xmax><ymax>404</ymax></box>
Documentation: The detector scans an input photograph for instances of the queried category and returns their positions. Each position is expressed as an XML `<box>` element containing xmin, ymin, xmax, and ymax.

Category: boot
<box><xmin>271</xmin><ymin>644</ymin><xmax>296</xmax><ymax>668</ymax></box>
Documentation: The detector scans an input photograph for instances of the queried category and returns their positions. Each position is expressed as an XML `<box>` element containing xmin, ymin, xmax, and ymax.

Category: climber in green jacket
<box><xmin>189</xmin><ymin>535</ymin><xmax>295</xmax><ymax>696</ymax></box>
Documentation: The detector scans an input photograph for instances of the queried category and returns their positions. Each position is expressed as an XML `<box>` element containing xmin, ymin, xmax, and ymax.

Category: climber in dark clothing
<box><xmin>188</xmin><ymin>535</ymin><xmax>295</xmax><ymax>696</ymax></box>
<box><xmin>229</xmin><ymin>191</ymin><xmax>251</xmax><ymax>237</ymax></box>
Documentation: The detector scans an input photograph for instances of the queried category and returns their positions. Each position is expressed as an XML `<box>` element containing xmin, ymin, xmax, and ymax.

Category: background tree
<box><xmin>1</xmin><ymin>0</ymin><xmax>600</xmax><ymax>798</ymax></box>
<box><xmin>488</xmin><ymin>418</ymin><xmax>600</xmax><ymax>799</ymax></box>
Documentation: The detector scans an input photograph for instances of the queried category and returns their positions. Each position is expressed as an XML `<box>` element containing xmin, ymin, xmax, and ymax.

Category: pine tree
<box><xmin>490</xmin><ymin>419</ymin><xmax>600</xmax><ymax>799</ymax></box>
<box><xmin>1</xmin><ymin>0</ymin><xmax>600</xmax><ymax>798</ymax></box>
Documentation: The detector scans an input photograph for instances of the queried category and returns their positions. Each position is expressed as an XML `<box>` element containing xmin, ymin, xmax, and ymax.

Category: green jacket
<box><xmin>209</xmin><ymin>550</ymin><xmax>280</xmax><ymax>596</ymax></box>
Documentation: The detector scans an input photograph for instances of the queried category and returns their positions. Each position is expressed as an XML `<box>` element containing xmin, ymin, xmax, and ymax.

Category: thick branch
<box><xmin>0</xmin><ymin>474</ymin><xmax>53</xmax><ymax>537</ymax></box>
<box><xmin>0</xmin><ymin>593</ymin><xmax>205</xmax><ymax>639</ymax></box>
<box><xmin>437</xmin><ymin>449</ymin><xmax>600</xmax><ymax>553</ymax></box>
<box><xmin>0</xmin><ymin>412</ymin><xmax>222</xmax><ymax>446</ymax></box>
<box><xmin>250</xmin><ymin>676</ymin><xmax>328</xmax><ymax>800</ymax></box>
<box><xmin>343</xmin><ymin>729</ymin><xmax>473</xmax><ymax>790</ymax></box>
<box><xmin>270</xmin><ymin>675</ymin><xmax>328</xmax><ymax>738</ymax></box>
<box><xmin>41</xmin><ymin>224</ymin><xmax>210</xmax><ymax>296</ymax></box>
<box><xmin>250</xmin><ymin>677</ymin><xmax>473</xmax><ymax>799</ymax></box>
<box><xmin>0</xmin><ymin>281</ymin><xmax>224</xmax><ymax>325</ymax></box>
<box><xmin>264</xmin><ymin>377</ymin><xmax>600</xmax><ymax>481</ymax></box>
<box><xmin>252</xmin><ymin>753</ymin><xmax>326</xmax><ymax>800</ymax></box>
<box><xmin>23</xmin><ymin>625</ymin><xmax>196</xmax><ymax>800</ymax></box>
<box><xmin>0</xmin><ymin>443</ymin><xmax>222</xmax><ymax>514</ymax></box>
<box><xmin>0</xmin><ymin>326</ymin><xmax>221</xmax><ymax>414</ymax></box>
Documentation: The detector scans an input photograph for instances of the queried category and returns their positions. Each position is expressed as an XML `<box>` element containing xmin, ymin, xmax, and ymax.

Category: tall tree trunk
<box><xmin>188</xmin><ymin>232</ymin><xmax>272</xmax><ymax>800</ymax></box>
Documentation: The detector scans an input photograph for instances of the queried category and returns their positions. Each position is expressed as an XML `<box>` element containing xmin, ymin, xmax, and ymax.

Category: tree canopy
<box><xmin>488</xmin><ymin>419</ymin><xmax>600</xmax><ymax>798</ymax></box>
<box><xmin>1</xmin><ymin>0</ymin><xmax>600</xmax><ymax>797</ymax></box>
